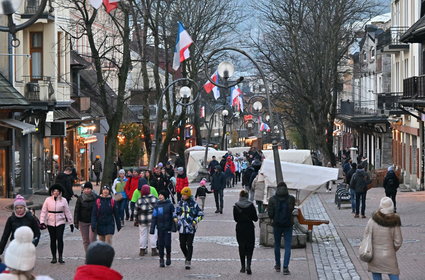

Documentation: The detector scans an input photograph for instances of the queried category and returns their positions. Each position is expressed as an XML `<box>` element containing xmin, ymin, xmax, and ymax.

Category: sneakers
<box><xmin>361</xmin><ymin>215</ymin><xmax>367</xmax><ymax>219</ymax></box>
<box><xmin>354</xmin><ymin>214</ymin><xmax>359</xmax><ymax>218</ymax></box>
<box><xmin>215</xmin><ymin>210</ymin><xmax>219</xmax><ymax>213</ymax></box>
<box><xmin>151</xmin><ymin>248</ymin><xmax>159</xmax><ymax>256</ymax></box>
<box><xmin>274</xmin><ymin>265</ymin><xmax>280</xmax><ymax>272</ymax></box>
<box><xmin>283</xmin><ymin>267</ymin><xmax>290</xmax><ymax>275</ymax></box>
<box><xmin>139</xmin><ymin>248</ymin><xmax>146</xmax><ymax>256</ymax></box>
<box><xmin>185</xmin><ymin>260</ymin><xmax>191</xmax><ymax>270</ymax></box>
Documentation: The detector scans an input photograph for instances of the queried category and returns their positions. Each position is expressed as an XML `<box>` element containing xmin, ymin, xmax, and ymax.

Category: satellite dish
<box><xmin>0</xmin><ymin>0</ymin><xmax>22</xmax><ymax>15</ymax></box>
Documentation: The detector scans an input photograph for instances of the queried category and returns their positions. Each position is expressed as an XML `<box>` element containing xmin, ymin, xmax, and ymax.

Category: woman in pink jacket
<box><xmin>40</xmin><ymin>184</ymin><xmax>74</xmax><ymax>264</ymax></box>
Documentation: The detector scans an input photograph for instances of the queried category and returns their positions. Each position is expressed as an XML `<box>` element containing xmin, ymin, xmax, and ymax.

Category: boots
<box><xmin>240</xmin><ymin>256</ymin><xmax>246</xmax><ymax>273</ymax></box>
<box><xmin>246</xmin><ymin>255</ymin><xmax>252</xmax><ymax>275</ymax></box>
<box><xmin>159</xmin><ymin>258</ymin><xmax>165</xmax><ymax>267</ymax></box>
<box><xmin>166</xmin><ymin>253</ymin><xmax>171</xmax><ymax>266</ymax></box>
<box><xmin>58</xmin><ymin>255</ymin><xmax>65</xmax><ymax>264</ymax></box>
<box><xmin>139</xmin><ymin>248</ymin><xmax>146</xmax><ymax>256</ymax></box>
<box><xmin>51</xmin><ymin>256</ymin><xmax>57</xmax><ymax>264</ymax></box>
<box><xmin>151</xmin><ymin>248</ymin><xmax>159</xmax><ymax>256</ymax></box>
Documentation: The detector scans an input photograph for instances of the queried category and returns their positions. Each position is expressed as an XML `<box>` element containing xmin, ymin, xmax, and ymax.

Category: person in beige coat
<box><xmin>252</xmin><ymin>173</ymin><xmax>266</xmax><ymax>213</ymax></box>
<box><xmin>362</xmin><ymin>197</ymin><xmax>402</xmax><ymax>280</ymax></box>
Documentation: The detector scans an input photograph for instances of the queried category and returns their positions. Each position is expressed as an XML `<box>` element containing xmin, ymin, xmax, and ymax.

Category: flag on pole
<box><xmin>200</xmin><ymin>106</ymin><xmax>205</xmax><ymax>118</ymax></box>
<box><xmin>231</xmin><ymin>85</ymin><xmax>244</xmax><ymax>112</ymax></box>
<box><xmin>172</xmin><ymin>22</ymin><xmax>193</xmax><ymax>71</ymax></box>
<box><xmin>103</xmin><ymin>0</ymin><xmax>118</xmax><ymax>13</ymax></box>
<box><xmin>89</xmin><ymin>0</ymin><xmax>102</xmax><ymax>9</ymax></box>
<box><xmin>203</xmin><ymin>71</ymin><xmax>220</xmax><ymax>100</ymax></box>
<box><xmin>259</xmin><ymin>122</ymin><xmax>271</xmax><ymax>132</ymax></box>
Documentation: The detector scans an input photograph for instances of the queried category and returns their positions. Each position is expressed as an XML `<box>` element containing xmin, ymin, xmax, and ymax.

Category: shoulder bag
<box><xmin>359</xmin><ymin>225</ymin><xmax>373</xmax><ymax>262</ymax></box>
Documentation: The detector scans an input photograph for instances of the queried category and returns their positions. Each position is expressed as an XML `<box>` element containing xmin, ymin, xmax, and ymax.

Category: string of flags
<box><xmin>89</xmin><ymin>0</ymin><xmax>119</xmax><ymax>13</ymax></box>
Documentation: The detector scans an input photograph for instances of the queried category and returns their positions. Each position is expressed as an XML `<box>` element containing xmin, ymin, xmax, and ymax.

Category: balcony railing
<box><xmin>377</xmin><ymin>92</ymin><xmax>403</xmax><ymax>111</ymax></box>
<box><xmin>338</xmin><ymin>93</ymin><xmax>402</xmax><ymax>116</ymax></box>
<box><xmin>22</xmin><ymin>0</ymin><xmax>53</xmax><ymax>18</ymax></box>
<box><xmin>403</xmin><ymin>75</ymin><xmax>425</xmax><ymax>98</ymax></box>
<box><xmin>377</xmin><ymin>27</ymin><xmax>410</xmax><ymax>50</ymax></box>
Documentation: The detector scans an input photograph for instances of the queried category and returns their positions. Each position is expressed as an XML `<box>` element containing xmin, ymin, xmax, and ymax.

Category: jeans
<box><xmin>349</xmin><ymin>188</ymin><xmax>356</xmax><ymax>212</ymax></box>
<box><xmin>130</xmin><ymin>201</ymin><xmax>135</xmax><ymax>219</ymax></box>
<box><xmin>273</xmin><ymin>226</ymin><xmax>293</xmax><ymax>269</ymax></box>
<box><xmin>372</xmin><ymin>273</ymin><xmax>399</xmax><ymax>280</ymax></box>
<box><xmin>214</xmin><ymin>189</ymin><xmax>224</xmax><ymax>211</ymax></box>
<box><xmin>355</xmin><ymin>191</ymin><xmax>367</xmax><ymax>216</ymax></box>
<box><xmin>79</xmin><ymin>221</ymin><xmax>97</xmax><ymax>252</ymax></box>
<box><xmin>179</xmin><ymin>233</ymin><xmax>195</xmax><ymax>261</ymax></box>
<box><xmin>139</xmin><ymin>224</ymin><xmax>157</xmax><ymax>249</ymax></box>
<box><xmin>157</xmin><ymin>229</ymin><xmax>172</xmax><ymax>259</ymax></box>
<box><xmin>117</xmin><ymin>198</ymin><xmax>127</xmax><ymax>222</ymax></box>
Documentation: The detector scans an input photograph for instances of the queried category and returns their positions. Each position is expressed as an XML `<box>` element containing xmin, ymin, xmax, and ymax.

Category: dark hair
<box><xmin>277</xmin><ymin>182</ymin><xmax>288</xmax><ymax>188</ymax></box>
<box><xmin>239</xmin><ymin>190</ymin><xmax>248</xmax><ymax>198</ymax></box>
<box><xmin>65</xmin><ymin>167</ymin><xmax>72</xmax><ymax>172</ymax></box>
<box><xmin>351</xmin><ymin>162</ymin><xmax>357</xmax><ymax>168</ymax></box>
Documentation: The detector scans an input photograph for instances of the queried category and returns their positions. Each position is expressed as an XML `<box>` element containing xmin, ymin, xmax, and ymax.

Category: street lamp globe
<box><xmin>0</xmin><ymin>0</ymin><xmax>22</xmax><ymax>15</ymax></box>
<box><xmin>179</xmin><ymin>86</ymin><xmax>192</xmax><ymax>99</ymax></box>
<box><xmin>253</xmin><ymin>101</ymin><xmax>263</xmax><ymax>112</ymax></box>
<box><xmin>217</xmin><ymin>61</ymin><xmax>235</xmax><ymax>79</ymax></box>
<box><xmin>222</xmin><ymin>109</ymin><xmax>229</xmax><ymax>117</ymax></box>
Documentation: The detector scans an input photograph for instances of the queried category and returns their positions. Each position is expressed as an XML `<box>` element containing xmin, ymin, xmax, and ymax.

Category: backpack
<box><xmin>96</xmin><ymin>197</ymin><xmax>115</xmax><ymax>212</ymax></box>
<box><xmin>273</xmin><ymin>197</ymin><xmax>291</xmax><ymax>227</ymax></box>
<box><xmin>386</xmin><ymin>176</ymin><xmax>398</xmax><ymax>192</ymax></box>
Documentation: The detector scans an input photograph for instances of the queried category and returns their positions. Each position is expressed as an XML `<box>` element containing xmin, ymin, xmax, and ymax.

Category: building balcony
<box><xmin>403</xmin><ymin>75</ymin><xmax>425</xmax><ymax>99</ymax></box>
<box><xmin>19</xmin><ymin>76</ymin><xmax>56</xmax><ymax>104</ymax></box>
<box><xmin>338</xmin><ymin>93</ymin><xmax>402</xmax><ymax>116</ymax></box>
<box><xmin>377</xmin><ymin>92</ymin><xmax>403</xmax><ymax>115</ymax></box>
<box><xmin>378</xmin><ymin>27</ymin><xmax>410</xmax><ymax>53</ymax></box>
<box><xmin>21</xmin><ymin>0</ymin><xmax>54</xmax><ymax>20</ymax></box>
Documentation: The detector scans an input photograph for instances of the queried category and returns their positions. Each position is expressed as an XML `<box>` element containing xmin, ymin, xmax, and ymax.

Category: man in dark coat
<box><xmin>211</xmin><ymin>166</ymin><xmax>226</xmax><ymax>214</ymax></box>
<box><xmin>267</xmin><ymin>182</ymin><xmax>296</xmax><ymax>275</ymax></box>
<box><xmin>383</xmin><ymin>166</ymin><xmax>399</xmax><ymax>213</ymax></box>
<box><xmin>350</xmin><ymin>165</ymin><xmax>371</xmax><ymax>218</ymax></box>
<box><xmin>55</xmin><ymin>167</ymin><xmax>74</xmax><ymax>203</ymax></box>
<box><xmin>346</xmin><ymin>162</ymin><xmax>357</xmax><ymax>213</ymax></box>
<box><xmin>93</xmin><ymin>156</ymin><xmax>103</xmax><ymax>186</ymax></box>
<box><xmin>207</xmin><ymin>156</ymin><xmax>219</xmax><ymax>180</ymax></box>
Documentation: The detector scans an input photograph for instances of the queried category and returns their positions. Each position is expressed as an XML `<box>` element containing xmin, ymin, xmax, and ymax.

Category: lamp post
<box><xmin>148</xmin><ymin>78</ymin><xmax>199</xmax><ymax>170</ymax></box>
<box><xmin>205</xmin><ymin>47</ymin><xmax>283</xmax><ymax>184</ymax></box>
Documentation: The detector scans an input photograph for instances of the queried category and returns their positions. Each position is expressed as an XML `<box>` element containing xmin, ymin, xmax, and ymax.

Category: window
<box><xmin>30</xmin><ymin>32</ymin><xmax>43</xmax><ymax>81</ymax></box>
<box><xmin>57</xmin><ymin>32</ymin><xmax>63</xmax><ymax>82</ymax></box>
<box><xmin>370</xmin><ymin>47</ymin><xmax>375</xmax><ymax>60</ymax></box>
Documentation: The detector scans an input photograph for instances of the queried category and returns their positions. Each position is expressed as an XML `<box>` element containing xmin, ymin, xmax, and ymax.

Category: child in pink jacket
<box><xmin>40</xmin><ymin>184</ymin><xmax>74</xmax><ymax>264</ymax></box>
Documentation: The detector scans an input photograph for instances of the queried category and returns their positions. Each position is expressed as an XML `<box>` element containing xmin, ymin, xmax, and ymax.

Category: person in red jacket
<box><xmin>124</xmin><ymin>169</ymin><xmax>141</xmax><ymax>221</ymax></box>
<box><xmin>224</xmin><ymin>156</ymin><xmax>236</xmax><ymax>188</ymax></box>
<box><xmin>175</xmin><ymin>167</ymin><xmax>189</xmax><ymax>202</ymax></box>
<box><xmin>74</xmin><ymin>241</ymin><xmax>122</xmax><ymax>280</ymax></box>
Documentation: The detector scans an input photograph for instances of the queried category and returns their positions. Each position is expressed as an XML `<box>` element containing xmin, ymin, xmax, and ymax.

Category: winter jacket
<box><xmin>135</xmin><ymin>194</ymin><xmax>158</xmax><ymax>225</ymax></box>
<box><xmin>91</xmin><ymin>196</ymin><xmax>121</xmax><ymax>235</ymax></box>
<box><xmin>112</xmin><ymin>177</ymin><xmax>127</xmax><ymax>198</ymax></box>
<box><xmin>74</xmin><ymin>192</ymin><xmax>97</xmax><ymax>226</ymax></box>
<box><xmin>131</xmin><ymin>187</ymin><xmax>158</xmax><ymax>203</ymax></box>
<box><xmin>165</xmin><ymin>166</ymin><xmax>174</xmax><ymax>177</ymax></box>
<box><xmin>224</xmin><ymin>159</ymin><xmax>236</xmax><ymax>174</ymax></box>
<box><xmin>233</xmin><ymin>197</ymin><xmax>258</xmax><ymax>229</ymax></box>
<box><xmin>54</xmin><ymin>173</ymin><xmax>74</xmax><ymax>201</ymax></box>
<box><xmin>346</xmin><ymin>167</ymin><xmax>357</xmax><ymax>187</ymax></box>
<box><xmin>211</xmin><ymin>171</ymin><xmax>226</xmax><ymax>191</ymax></box>
<box><xmin>383</xmin><ymin>171</ymin><xmax>399</xmax><ymax>194</ymax></box>
<box><xmin>365</xmin><ymin>211</ymin><xmax>402</xmax><ymax>275</ymax></box>
<box><xmin>150</xmin><ymin>199</ymin><xmax>175</xmax><ymax>233</ymax></box>
<box><xmin>93</xmin><ymin>159</ymin><xmax>102</xmax><ymax>173</ymax></box>
<box><xmin>267</xmin><ymin>184</ymin><xmax>296</xmax><ymax>227</ymax></box>
<box><xmin>242</xmin><ymin>166</ymin><xmax>255</xmax><ymax>187</ymax></box>
<box><xmin>252</xmin><ymin>174</ymin><xmax>265</xmax><ymax>202</ymax></box>
<box><xmin>40</xmin><ymin>196</ymin><xmax>73</xmax><ymax>227</ymax></box>
<box><xmin>74</xmin><ymin>264</ymin><xmax>122</xmax><ymax>280</ymax></box>
<box><xmin>350</xmin><ymin>169</ymin><xmax>371</xmax><ymax>193</ymax></box>
<box><xmin>124</xmin><ymin>176</ymin><xmax>140</xmax><ymax>199</ymax></box>
<box><xmin>208</xmin><ymin>160</ymin><xmax>219</xmax><ymax>174</ymax></box>
<box><xmin>195</xmin><ymin>185</ymin><xmax>212</xmax><ymax>198</ymax></box>
<box><xmin>154</xmin><ymin>174</ymin><xmax>168</xmax><ymax>193</ymax></box>
<box><xmin>174</xmin><ymin>197</ymin><xmax>203</xmax><ymax>234</ymax></box>
<box><xmin>175</xmin><ymin>174</ymin><xmax>189</xmax><ymax>194</ymax></box>
<box><xmin>0</xmin><ymin>212</ymin><xmax>41</xmax><ymax>254</ymax></box>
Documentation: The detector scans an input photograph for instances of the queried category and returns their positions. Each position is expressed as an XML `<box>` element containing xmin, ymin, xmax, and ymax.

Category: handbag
<box><xmin>114</xmin><ymin>193</ymin><xmax>123</xmax><ymax>202</ymax></box>
<box><xmin>359</xmin><ymin>226</ymin><xmax>373</xmax><ymax>262</ymax></box>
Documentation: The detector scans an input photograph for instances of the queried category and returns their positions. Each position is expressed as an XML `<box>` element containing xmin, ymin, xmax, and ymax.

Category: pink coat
<box><xmin>40</xmin><ymin>196</ymin><xmax>73</xmax><ymax>227</ymax></box>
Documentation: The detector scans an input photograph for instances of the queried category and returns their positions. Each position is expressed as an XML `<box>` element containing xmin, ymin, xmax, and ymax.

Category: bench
<box><xmin>297</xmin><ymin>208</ymin><xmax>329</xmax><ymax>241</ymax></box>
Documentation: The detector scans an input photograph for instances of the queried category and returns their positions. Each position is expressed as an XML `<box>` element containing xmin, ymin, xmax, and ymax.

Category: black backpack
<box><xmin>273</xmin><ymin>198</ymin><xmax>291</xmax><ymax>227</ymax></box>
<box><xmin>386</xmin><ymin>176</ymin><xmax>398</xmax><ymax>192</ymax></box>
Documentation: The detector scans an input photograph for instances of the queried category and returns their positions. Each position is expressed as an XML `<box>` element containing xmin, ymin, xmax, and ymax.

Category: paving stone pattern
<box><xmin>303</xmin><ymin>194</ymin><xmax>360</xmax><ymax>280</ymax></box>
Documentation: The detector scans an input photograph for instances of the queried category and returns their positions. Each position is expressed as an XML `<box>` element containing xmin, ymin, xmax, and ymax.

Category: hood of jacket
<box><xmin>74</xmin><ymin>265</ymin><xmax>122</xmax><ymax>280</ymax></box>
<box><xmin>81</xmin><ymin>192</ymin><xmax>97</xmax><ymax>202</ymax></box>
<box><xmin>276</xmin><ymin>184</ymin><xmax>289</xmax><ymax>198</ymax></box>
<box><xmin>372</xmin><ymin>211</ymin><xmax>401</xmax><ymax>227</ymax></box>
<box><xmin>235</xmin><ymin>196</ymin><xmax>252</xmax><ymax>209</ymax></box>
<box><xmin>355</xmin><ymin>168</ymin><xmax>366</xmax><ymax>176</ymax></box>
<box><xmin>386</xmin><ymin>170</ymin><xmax>397</xmax><ymax>179</ymax></box>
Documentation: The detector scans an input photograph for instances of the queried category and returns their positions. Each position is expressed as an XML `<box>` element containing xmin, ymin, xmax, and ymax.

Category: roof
<box><xmin>0</xmin><ymin>73</ymin><xmax>29</xmax><ymax>108</ymax></box>
<box><xmin>337</xmin><ymin>114</ymin><xmax>388</xmax><ymax>125</ymax></box>
<box><xmin>400</xmin><ymin>16</ymin><xmax>425</xmax><ymax>43</ymax></box>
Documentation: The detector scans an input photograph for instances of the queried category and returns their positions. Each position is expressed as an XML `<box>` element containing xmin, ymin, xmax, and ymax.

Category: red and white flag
<box><xmin>103</xmin><ymin>0</ymin><xmax>118</xmax><ymax>13</ymax></box>
<box><xmin>89</xmin><ymin>0</ymin><xmax>102</xmax><ymax>9</ymax></box>
<box><xmin>231</xmin><ymin>85</ymin><xmax>244</xmax><ymax>112</ymax></box>
<box><xmin>203</xmin><ymin>71</ymin><xmax>220</xmax><ymax>100</ymax></box>
<box><xmin>172</xmin><ymin>22</ymin><xmax>193</xmax><ymax>71</ymax></box>
<box><xmin>200</xmin><ymin>106</ymin><xmax>205</xmax><ymax>118</ymax></box>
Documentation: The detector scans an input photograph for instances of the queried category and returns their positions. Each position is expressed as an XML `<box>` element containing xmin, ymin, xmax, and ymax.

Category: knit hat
<box><xmin>86</xmin><ymin>241</ymin><xmax>115</xmax><ymax>268</ymax></box>
<box><xmin>101</xmin><ymin>185</ymin><xmax>112</xmax><ymax>194</ymax></box>
<box><xmin>200</xmin><ymin>179</ymin><xmax>206</xmax><ymax>186</ymax></box>
<box><xmin>49</xmin><ymin>183</ymin><xmax>63</xmax><ymax>195</ymax></box>
<box><xmin>4</xmin><ymin>226</ymin><xmax>36</xmax><ymax>271</ymax></box>
<box><xmin>157</xmin><ymin>162</ymin><xmax>163</xmax><ymax>168</ymax></box>
<box><xmin>118</xmin><ymin>169</ymin><xmax>125</xmax><ymax>175</ymax></box>
<box><xmin>13</xmin><ymin>194</ymin><xmax>26</xmax><ymax>208</ymax></box>
<box><xmin>181</xmin><ymin>187</ymin><xmax>192</xmax><ymax>197</ymax></box>
<box><xmin>96</xmin><ymin>155</ymin><xmax>101</xmax><ymax>159</ymax></box>
<box><xmin>177</xmin><ymin>167</ymin><xmax>184</xmax><ymax>173</ymax></box>
<box><xmin>159</xmin><ymin>190</ymin><xmax>169</xmax><ymax>199</ymax></box>
<box><xmin>379</xmin><ymin>197</ymin><xmax>394</xmax><ymax>215</ymax></box>
<box><xmin>141</xmin><ymin>184</ymin><xmax>150</xmax><ymax>196</ymax></box>
<box><xmin>83</xmin><ymin>182</ymin><xmax>93</xmax><ymax>189</ymax></box>
<box><xmin>388</xmin><ymin>165</ymin><xmax>394</xmax><ymax>171</ymax></box>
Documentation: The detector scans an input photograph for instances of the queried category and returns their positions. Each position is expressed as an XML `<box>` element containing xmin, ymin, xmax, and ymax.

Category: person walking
<box><xmin>234</xmin><ymin>157</ymin><xmax>242</xmax><ymax>184</ymax></box>
<box><xmin>383</xmin><ymin>166</ymin><xmax>399</xmax><ymax>213</ymax></box>
<box><xmin>0</xmin><ymin>226</ymin><xmax>53</xmax><ymax>280</ymax></box>
<box><xmin>233</xmin><ymin>190</ymin><xmax>258</xmax><ymax>275</ymax></box>
<box><xmin>112</xmin><ymin>169</ymin><xmax>128</xmax><ymax>226</ymax></box>
<box><xmin>267</xmin><ymin>182</ymin><xmax>296</xmax><ymax>275</ymax></box>
<box><xmin>207</xmin><ymin>156</ymin><xmax>219</xmax><ymax>182</ymax></box>
<box><xmin>211</xmin><ymin>166</ymin><xmax>226</xmax><ymax>214</ymax></box>
<box><xmin>74</xmin><ymin>241</ymin><xmax>122</xmax><ymax>280</ymax></box>
<box><xmin>346</xmin><ymin>163</ymin><xmax>357</xmax><ymax>213</ymax></box>
<box><xmin>0</xmin><ymin>195</ymin><xmax>40</xmax><ymax>257</ymax></box>
<box><xmin>252</xmin><ymin>173</ymin><xmax>266</xmax><ymax>213</ymax></box>
<box><xmin>74</xmin><ymin>182</ymin><xmax>98</xmax><ymax>252</ymax></box>
<box><xmin>40</xmin><ymin>184</ymin><xmax>74</xmax><ymax>264</ymax></box>
<box><xmin>91</xmin><ymin>186</ymin><xmax>121</xmax><ymax>245</ymax></box>
<box><xmin>361</xmin><ymin>197</ymin><xmax>402</xmax><ymax>280</ymax></box>
<box><xmin>195</xmin><ymin>179</ymin><xmax>212</xmax><ymax>211</ymax></box>
<box><xmin>350</xmin><ymin>164</ymin><xmax>372</xmax><ymax>218</ymax></box>
<box><xmin>224</xmin><ymin>156</ymin><xmax>236</xmax><ymax>188</ymax></box>
<box><xmin>150</xmin><ymin>190</ymin><xmax>175</xmax><ymax>267</ymax></box>
<box><xmin>92</xmin><ymin>155</ymin><xmax>103</xmax><ymax>186</ymax></box>
<box><xmin>134</xmin><ymin>185</ymin><xmax>158</xmax><ymax>257</ymax></box>
<box><xmin>174</xmin><ymin>187</ymin><xmax>203</xmax><ymax>270</ymax></box>
<box><xmin>55</xmin><ymin>167</ymin><xmax>74</xmax><ymax>203</ymax></box>
<box><xmin>175</xmin><ymin>167</ymin><xmax>189</xmax><ymax>202</ymax></box>
<box><xmin>124</xmin><ymin>169</ymin><xmax>142</xmax><ymax>221</ymax></box>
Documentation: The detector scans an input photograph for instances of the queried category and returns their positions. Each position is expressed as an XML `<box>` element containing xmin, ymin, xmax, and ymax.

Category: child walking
<box><xmin>195</xmin><ymin>179</ymin><xmax>212</xmax><ymax>211</ymax></box>
<box><xmin>150</xmin><ymin>190</ymin><xmax>175</xmax><ymax>267</ymax></box>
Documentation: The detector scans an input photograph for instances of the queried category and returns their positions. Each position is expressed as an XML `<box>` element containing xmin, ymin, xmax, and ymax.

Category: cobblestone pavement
<box><xmin>302</xmin><ymin>194</ymin><xmax>360</xmax><ymax>280</ymax></box>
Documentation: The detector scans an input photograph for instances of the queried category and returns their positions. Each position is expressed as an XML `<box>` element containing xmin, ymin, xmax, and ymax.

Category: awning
<box><xmin>0</xmin><ymin>73</ymin><xmax>29</xmax><ymax>108</ymax></box>
<box><xmin>400</xmin><ymin>16</ymin><xmax>425</xmax><ymax>43</ymax></box>
<box><xmin>0</xmin><ymin>119</ymin><xmax>36</xmax><ymax>135</ymax></box>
